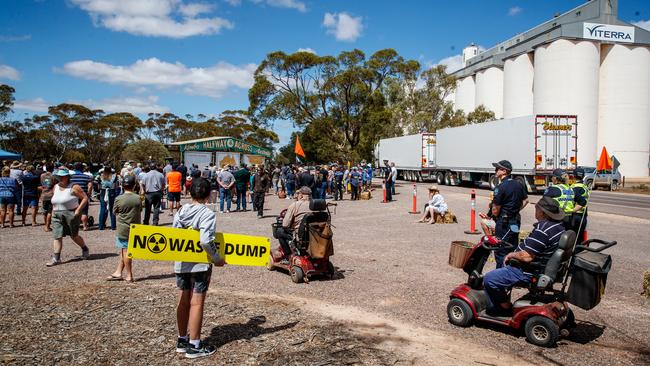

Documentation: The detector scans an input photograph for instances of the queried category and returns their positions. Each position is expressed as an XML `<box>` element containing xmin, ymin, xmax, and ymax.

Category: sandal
<box><xmin>106</xmin><ymin>275</ymin><xmax>123</xmax><ymax>281</ymax></box>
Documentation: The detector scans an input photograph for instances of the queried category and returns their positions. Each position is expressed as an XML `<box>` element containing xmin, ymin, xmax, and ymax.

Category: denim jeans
<box><xmin>98</xmin><ymin>189</ymin><xmax>116</xmax><ymax>230</ymax></box>
<box><xmin>494</xmin><ymin>217</ymin><xmax>520</xmax><ymax>268</ymax></box>
<box><xmin>144</xmin><ymin>191</ymin><xmax>162</xmax><ymax>225</ymax></box>
<box><xmin>384</xmin><ymin>180</ymin><xmax>393</xmax><ymax>201</ymax></box>
<box><xmin>236</xmin><ymin>186</ymin><xmax>247</xmax><ymax>210</ymax></box>
<box><xmin>285</xmin><ymin>183</ymin><xmax>295</xmax><ymax>198</ymax></box>
<box><xmin>483</xmin><ymin>266</ymin><xmax>531</xmax><ymax>308</ymax></box>
<box><xmin>320</xmin><ymin>181</ymin><xmax>328</xmax><ymax>199</ymax></box>
<box><xmin>219</xmin><ymin>187</ymin><xmax>232</xmax><ymax>212</ymax></box>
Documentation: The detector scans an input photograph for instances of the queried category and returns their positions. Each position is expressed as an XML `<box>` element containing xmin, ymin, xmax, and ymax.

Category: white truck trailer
<box><xmin>374</xmin><ymin>115</ymin><xmax>577</xmax><ymax>192</ymax></box>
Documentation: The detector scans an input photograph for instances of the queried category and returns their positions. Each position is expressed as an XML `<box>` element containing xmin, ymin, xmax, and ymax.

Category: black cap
<box><xmin>551</xmin><ymin>169</ymin><xmax>565</xmax><ymax>179</ymax></box>
<box><xmin>492</xmin><ymin>160</ymin><xmax>512</xmax><ymax>172</ymax></box>
<box><xmin>574</xmin><ymin>167</ymin><xmax>585</xmax><ymax>179</ymax></box>
<box><xmin>122</xmin><ymin>174</ymin><xmax>137</xmax><ymax>188</ymax></box>
<box><xmin>536</xmin><ymin>196</ymin><xmax>565</xmax><ymax>221</ymax></box>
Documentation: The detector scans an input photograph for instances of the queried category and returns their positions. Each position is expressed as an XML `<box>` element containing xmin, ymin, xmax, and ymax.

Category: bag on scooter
<box><xmin>567</xmin><ymin>251</ymin><xmax>612</xmax><ymax>310</ymax></box>
<box><xmin>307</xmin><ymin>222</ymin><xmax>334</xmax><ymax>259</ymax></box>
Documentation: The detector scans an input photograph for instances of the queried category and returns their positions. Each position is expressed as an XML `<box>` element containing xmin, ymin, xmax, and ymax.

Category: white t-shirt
<box><xmin>391</xmin><ymin>167</ymin><xmax>397</xmax><ymax>182</ymax></box>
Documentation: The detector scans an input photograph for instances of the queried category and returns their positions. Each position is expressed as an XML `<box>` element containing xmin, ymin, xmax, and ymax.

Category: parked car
<box><xmin>580</xmin><ymin>166</ymin><xmax>621</xmax><ymax>191</ymax></box>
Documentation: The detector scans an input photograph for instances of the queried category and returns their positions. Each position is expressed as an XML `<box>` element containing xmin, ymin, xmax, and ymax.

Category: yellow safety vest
<box><xmin>552</xmin><ymin>183</ymin><xmax>575</xmax><ymax>215</ymax></box>
<box><xmin>571</xmin><ymin>182</ymin><xmax>590</xmax><ymax>214</ymax></box>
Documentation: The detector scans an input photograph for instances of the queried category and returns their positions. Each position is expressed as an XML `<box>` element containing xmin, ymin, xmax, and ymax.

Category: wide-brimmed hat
<box><xmin>536</xmin><ymin>196</ymin><xmax>565</xmax><ymax>221</ymax></box>
<box><xmin>10</xmin><ymin>161</ymin><xmax>21</xmax><ymax>169</ymax></box>
<box><xmin>298</xmin><ymin>186</ymin><xmax>312</xmax><ymax>195</ymax></box>
<box><xmin>492</xmin><ymin>160</ymin><xmax>512</xmax><ymax>172</ymax></box>
<box><xmin>428</xmin><ymin>185</ymin><xmax>439</xmax><ymax>192</ymax></box>
<box><xmin>53</xmin><ymin>167</ymin><xmax>73</xmax><ymax>177</ymax></box>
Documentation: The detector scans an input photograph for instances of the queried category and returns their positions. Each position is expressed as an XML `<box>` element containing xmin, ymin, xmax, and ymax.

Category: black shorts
<box><xmin>176</xmin><ymin>268</ymin><xmax>212</xmax><ymax>293</ymax></box>
<box><xmin>167</xmin><ymin>192</ymin><xmax>181</xmax><ymax>202</ymax></box>
<box><xmin>42</xmin><ymin>200</ymin><xmax>53</xmax><ymax>213</ymax></box>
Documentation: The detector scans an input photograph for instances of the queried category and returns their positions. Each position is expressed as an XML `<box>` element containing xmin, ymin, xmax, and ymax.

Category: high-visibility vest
<box><xmin>571</xmin><ymin>182</ymin><xmax>590</xmax><ymax>214</ymax></box>
<box><xmin>552</xmin><ymin>183</ymin><xmax>575</xmax><ymax>215</ymax></box>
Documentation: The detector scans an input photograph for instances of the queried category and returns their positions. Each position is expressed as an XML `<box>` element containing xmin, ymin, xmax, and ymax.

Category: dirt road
<box><xmin>1</xmin><ymin>181</ymin><xmax>648</xmax><ymax>365</ymax></box>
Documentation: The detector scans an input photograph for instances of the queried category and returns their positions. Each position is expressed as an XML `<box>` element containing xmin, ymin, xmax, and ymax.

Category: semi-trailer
<box><xmin>374</xmin><ymin>115</ymin><xmax>577</xmax><ymax>193</ymax></box>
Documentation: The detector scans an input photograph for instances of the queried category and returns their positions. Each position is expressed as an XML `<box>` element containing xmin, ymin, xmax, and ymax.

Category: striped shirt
<box><xmin>516</xmin><ymin>220</ymin><xmax>565</xmax><ymax>267</ymax></box>
<box><xmin>70</xmin><ymin>171</ymin><xmax>93</xmax><ymax>194</ymax></box>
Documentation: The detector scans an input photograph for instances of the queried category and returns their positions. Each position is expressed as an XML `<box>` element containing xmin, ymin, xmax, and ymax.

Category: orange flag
<box><xmin>294</xmin><ymin>135</ymin><xmax>306</xmax><ymax>158</ymax></box>
<box><xmin>596</xmin><ymin>146</ymin><xmax>613</xmax><ymax>172</ymax></box>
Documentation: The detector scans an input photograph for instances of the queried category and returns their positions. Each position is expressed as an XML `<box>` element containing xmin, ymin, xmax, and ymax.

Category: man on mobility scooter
<box><xmin>448</xmin><ymin>195</ymin><xmax>617</xmax><ymax>347</ymax></box>
<box><xmin>269</xmin><ymin>186</ymin><xmax>335</xmax><ymax>283</ymax></box>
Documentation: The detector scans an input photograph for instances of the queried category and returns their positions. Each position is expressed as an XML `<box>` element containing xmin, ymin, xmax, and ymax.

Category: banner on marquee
<box><xmin>127</xmin><ymin>224</ymin><xmax>271</xmax><ymax>267</ymax></box>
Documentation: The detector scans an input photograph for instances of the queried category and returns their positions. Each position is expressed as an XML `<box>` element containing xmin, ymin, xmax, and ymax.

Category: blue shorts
<box><xmin>23</xmin><ymin>197</ymin><xmax>38</xmax><ymax>208</ymax></box>
<box><xmin>115</xmin><ymin>237</ymin><xmax>129</xmax><ymax>249</ymax></box>
<box><xmin>0</xmin><ymin>196</ymin><xmax>17</xmax><ymax>206</ymax></box>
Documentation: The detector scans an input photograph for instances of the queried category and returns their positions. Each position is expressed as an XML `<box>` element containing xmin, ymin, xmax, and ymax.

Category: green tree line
<box><xmin>249</xmin><ymin>49</ymin><xmax>494</xmax><ymax>163</ymax></box>
<box><xmin>0</xmin><ymin>84</ymin><xmax>278</xmax><ymax>164</ymax></box>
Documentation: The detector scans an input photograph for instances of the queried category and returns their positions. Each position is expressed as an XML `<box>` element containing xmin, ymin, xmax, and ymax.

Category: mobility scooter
<box><xmin>447</xmin><ymin>231</ymin><xmax>616</xmax><ymax>347</ymax></box>
<box><xmin>268</xmin><ymin>199</ymin><xmax>335</xmax><ymax>283</ymax></box>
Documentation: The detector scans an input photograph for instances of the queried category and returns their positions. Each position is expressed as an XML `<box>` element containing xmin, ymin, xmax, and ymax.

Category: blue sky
<box><xmin>2</xmin><ymin>0</ymin><xmax>650</xmax><ymax>148</ymax></box>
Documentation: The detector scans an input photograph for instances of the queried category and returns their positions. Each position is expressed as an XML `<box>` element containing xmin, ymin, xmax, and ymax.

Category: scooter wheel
<box><xmin>525</xmin><ymin>316</ymin><xmax>559</xmax><ymax>347</ymax></box>
<box><xmin>447</xmin><ymin>299</ymin><xmax>473</xmax><ymax>327</ymax></box>
<box><xmin>290</xmin><ymin>266</ymin><xmax>304</xmax><ymax>284</ymax></box>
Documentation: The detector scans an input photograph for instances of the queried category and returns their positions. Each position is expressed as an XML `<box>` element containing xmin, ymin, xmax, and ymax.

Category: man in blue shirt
<box><xmin>21</xmin><ymin>165</ymin><xmax>41</xmax><ymax>226</ymax></box>
<box><xmin>350</xmin><ymin>167</ymin><xmax>361</xmax><ymax>200</ymax></box>
<box><xmin>333</xmin><ymin>166</ymin><xmax>344</xmax><ymax>201</ymax></box>
<box><xmin>491</xmin><ymin>160</ymin><xmax>529</xmax><ymax>268</ymax></box>
<box><xmin>70</xmin><ymin>162</ymin><xmax>94</xmax><ymax>230</ymax></box>
<box><xmin>483</xmin><ymin>196</ymin><xmax>566</xmax><ymax>316</ymax></box>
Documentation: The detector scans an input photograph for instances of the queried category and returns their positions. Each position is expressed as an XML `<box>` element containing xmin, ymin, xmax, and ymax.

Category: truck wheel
<box><xmin>436</xmin><ymin>172</ymin><xmax>445</xmax><ymax>185</ymax></box>
<box><xmin>525</xmin><ymin>316</ymin><xmax>559</xmax><ymax>347</ymax></box>
<box><xmin>489</xmin><ymin>175</ymin><xmax>499</xmax><ymax>190</ymax></box>
<box><xmin>447</xmin><ymin>299</ymin><xmax>473</xmax><ymax>327</ymax></box>
<box><xmin>416</xmin><ymin>172</ymin><xmax>422</xmax><ymax>182</ymax></box>
<box><xmin>444</xmin><ymin>173</ymin><xmax>452</xmax><ymax>186</ymax></box>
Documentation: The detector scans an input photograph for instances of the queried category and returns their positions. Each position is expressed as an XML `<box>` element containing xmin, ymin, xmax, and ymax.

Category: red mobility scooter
<box><xmin>447</xmin><ymin>231</ymin><xmax>616</xmax><ymax>347</ymax></box>
<box><xmin>268</xmin><ymin>199</ymin><xmax>335</xmax><ymax>283</ymax></box>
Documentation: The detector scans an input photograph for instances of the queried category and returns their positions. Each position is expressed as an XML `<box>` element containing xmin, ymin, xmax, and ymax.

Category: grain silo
<box><xmin>451</xmin><ymin>0</ymin><xmax>650</xmax><ymax>177</ymax></box>
<box><xmin>503</xmin><ymin>53</ymin><xmax>534</xmax><ymax>119</ymax></box>
<box><xmin>475</xmin><ymin>67</ymin><xmax>504</xmax><ymax>119</ymax></box>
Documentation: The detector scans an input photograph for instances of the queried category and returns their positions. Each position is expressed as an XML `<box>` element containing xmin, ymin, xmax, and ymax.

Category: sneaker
<box><xmin>185</xmin><ymin>341</ymin><xmax>216</xmax><ymax>359</ymax></box>
<box><xmin>46</xmin><ymin>256</ymin><xmax>61</xmax><ymax>267</ymax></box>
<box><xmin>226</xmin><ymin>210</ymin><xmax>230</xmax><ymax>213</ymax></box>
<box><xmin>257</xmin><ymin>215</ymin><xmax>263</xmax><ymax>219</ymax></box>
<box><xmin>219</xmin><ymin>211</ymin><xmax>224</xmax><ymax>214</ymax></box>
<box><xmin>176</xmin><ymin>338</ymin><xmax>190</xmax><ymax>353</ymax></box>
<box><xmin>81</xmin><ymin>247</ymin><xmax>90</xmax><ymax>260</ymax></box>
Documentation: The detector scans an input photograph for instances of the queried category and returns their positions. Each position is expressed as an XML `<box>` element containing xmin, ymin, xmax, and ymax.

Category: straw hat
<box><xmin>428</xmin><ymin>185</ymin><xmax>439</xmax><ymax>192</ymax></box>
<box><xmin>10</xmin><ymin>161</ymin><xmax>21</xmax><ymax>169</ymax></box>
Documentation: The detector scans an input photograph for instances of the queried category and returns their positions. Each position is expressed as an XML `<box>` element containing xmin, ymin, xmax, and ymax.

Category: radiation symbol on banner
<box><xmin>147</xmin><ymin>233</ymin><xmax>167</xmax><ymax>254</ymax></box>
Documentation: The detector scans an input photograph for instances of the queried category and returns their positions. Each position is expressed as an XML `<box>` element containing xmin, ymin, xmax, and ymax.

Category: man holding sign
<box><xmin>172</xmin><ymin>178</ymin><xmax>225</xmax><ymax>359</ymax></box>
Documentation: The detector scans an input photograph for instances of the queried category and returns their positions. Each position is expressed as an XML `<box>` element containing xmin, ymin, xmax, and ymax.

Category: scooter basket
<box><xmin>448</xmin><ymin>241</ymin><xmax>473</xmax><ymax>268</ymax></box>
<box><xmin>567</xmin><ymin>251</ymin><xmax>612</xmax><ymax>310</ymax></box>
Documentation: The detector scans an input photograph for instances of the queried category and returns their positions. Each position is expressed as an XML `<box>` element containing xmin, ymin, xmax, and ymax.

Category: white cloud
<box><xmin>436</xmin><ymin>55</ymin><xmax>465</xmax><ymax>73</ymax></box>
<box><xmin>13</xmin><ymin>98</ymin><xmax>49</xmax><ymax>113</ymax></box>
<box><xmin>77</xmin><ymin>95</ymin><xmax>170</xmax><ymax>114</ymax></box>
<box><xmin>70</xmin><ymin>0</ymin><xmax>233</xmax><ymax>38</ymax></box>
<box><xmin>297</xmin><ymin>47</ymin><xmax>316</xmax><ymax>54</ymax></box>
<box><xmin>178</xmin><ymin>2</ymin><xmax>214</xmax><ymax>17</ymax></box>
<box><xmin>223</xmin><ymin>0</ymin><xmax>241</xmax><ymax>5</ymax></box>
<box><xmin>632</xmin><ymin>20</ymin><xmax>650</xmax><ymax>31</ymax></box>
<box><xmin>508</xmin><ymin>6</ymin><xmax>522</xmax><ymax>16</ymax></box>
<box><xmin>249</xmin><ymin>0</ymin><xmax>306</xmax><ymax>12</ymax></box>
<box><xmin>0</xmin><ymin>65</ymin><xmax>20</xmax><ymax>81</ymax></box>
<box><xmin>433</xmin><ymin>45</ymin><xmax>486</xmax><ymax>73</ymax></box>
<box><xmin>323</xmin><ymin>12</ymin><xmax>363</xmax><ymax>42</ymax></box>
<box><xmin>59</xmin><ymin>58</ymin><xmax>257</xmax><ymax>98</ymax></box>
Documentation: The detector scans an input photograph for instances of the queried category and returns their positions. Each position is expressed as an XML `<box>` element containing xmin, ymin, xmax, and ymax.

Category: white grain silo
<box><xmin>475</xmin><ymin>67</ymin><xmax>504</xmax><ymax>118</ymax></box>
<box><xmin>454</xmin><ymin>76</ymin><xmax>476</xmax><ymax>114</ymax></box>
<box><xmin>533</xmin><ymin>39</ymin><xmax>600</xmax><ymax>167</ymax></box>
<box><xmin>503</xmin><ymin>53</ymin><xmax>534</xmax><ymax>118</ymax></box>
<box><xmin>598</xmin><ymin>44</ymin><xmax>650</xmax><ymax>177</ymax></box>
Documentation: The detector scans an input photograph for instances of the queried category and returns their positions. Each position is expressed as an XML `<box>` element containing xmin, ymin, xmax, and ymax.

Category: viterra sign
<box><xmin>583</xmin><ymin>23</ymin><xmax>635</xmax><ymax>43</ymax></box>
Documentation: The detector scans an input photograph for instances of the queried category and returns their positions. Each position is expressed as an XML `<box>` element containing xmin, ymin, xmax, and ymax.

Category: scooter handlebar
<box><xmin>575</xmin><ymin>239</ymin><xmax>617</xmax><ymax>253</ymax></box>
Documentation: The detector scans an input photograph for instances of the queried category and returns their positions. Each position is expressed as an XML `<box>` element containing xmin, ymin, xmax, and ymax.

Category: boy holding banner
<box><xmin>173</xmin><ymin>178</ymin><xmax>226</xmax><ymax>359</ymax></box>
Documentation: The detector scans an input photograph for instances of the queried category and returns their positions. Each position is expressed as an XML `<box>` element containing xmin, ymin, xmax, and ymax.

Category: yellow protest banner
<box><xmin>127</xmin><ymin>224</ymin><xmax>271</xmax><ymax>267</ymax></box>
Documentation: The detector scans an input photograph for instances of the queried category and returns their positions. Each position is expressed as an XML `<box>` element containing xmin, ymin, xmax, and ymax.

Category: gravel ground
<box><xmin>1</xmin><ymin>181</ymin><xmax>648</xmax><ymax>365</ymax></box>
